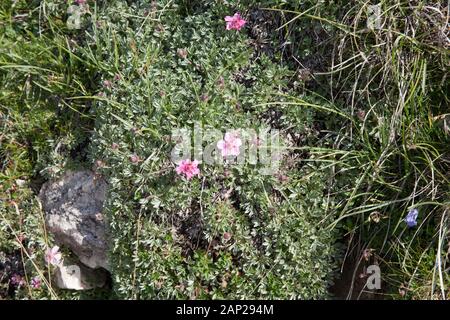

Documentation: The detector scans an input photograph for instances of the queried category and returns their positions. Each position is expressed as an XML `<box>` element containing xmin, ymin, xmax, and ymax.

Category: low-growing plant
<box><xmin>88</xmin><ymin>0</ymin><xmax>340</xmax><ymax>299</ymax></box>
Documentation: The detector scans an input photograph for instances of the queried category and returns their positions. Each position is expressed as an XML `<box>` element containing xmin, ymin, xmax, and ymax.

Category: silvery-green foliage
<box><xmin>88</xmin><ymin>0</ymin><xmax>339</xmax><ymax>299</ymax></box>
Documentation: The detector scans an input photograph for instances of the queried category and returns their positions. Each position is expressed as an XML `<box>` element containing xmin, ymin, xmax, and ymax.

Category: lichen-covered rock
<box><xmin>39</xmin><ymin>170</ymin><xmax>110</xmax><ymax>271</ymax></box>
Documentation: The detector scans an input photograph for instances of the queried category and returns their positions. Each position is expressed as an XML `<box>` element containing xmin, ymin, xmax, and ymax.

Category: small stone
<box><xmin>54</xmin><ymin>260</ymin><xmax>108</xmax><ymax>290</ymax></box>
<box><xmin>15</xmin><ymin>179</ymin><xmax>27</xmax><ymax>187</ymax></box>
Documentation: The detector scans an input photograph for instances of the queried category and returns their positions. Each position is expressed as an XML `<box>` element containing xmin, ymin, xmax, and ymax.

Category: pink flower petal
<box><xmin>176</xmin><ymin>159</ymin><xmax>200</xmax><ymax>180</ymax></box>
<box><xmin>225</xmin><ymin>13</ymin><xmax>246</xmax><ymax>31</ymax></box>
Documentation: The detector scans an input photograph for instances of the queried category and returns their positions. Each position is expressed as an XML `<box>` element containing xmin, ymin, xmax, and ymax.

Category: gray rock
<box><xmin>39</xmin><ymin>170</ymin><xmax>110</xmax><ymax>271</ymax></box>
<box><xmin>54</xmin><ymin>260</ymin><xmax>108</xmax><ymax>290</ymax></box>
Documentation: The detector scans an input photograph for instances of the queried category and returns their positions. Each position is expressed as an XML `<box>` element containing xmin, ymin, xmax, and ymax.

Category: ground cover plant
<box><xmin>89</xmin><ymin>0</ymin><xmax>340</xmax><ymax>299</ymax></box>
<box><xmin>0</xmin><ymin>0</ymin><xmax>448</xmax><ymax>300</ymax></box>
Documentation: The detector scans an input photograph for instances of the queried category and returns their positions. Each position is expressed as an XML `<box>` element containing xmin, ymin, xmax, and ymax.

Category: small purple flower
<box><xmin>10</xmin><ymin>274</ymin><xmax>25</xmax><ymax>287</ymax></box>
<box><xmin>405</xmin><ymin>208</ymin><xmax>419</xmax><ymax>227</ymax></box>
<box><xmin>30</xmin><ymin>276</ymin><xmax>42</xmax><ymax>289</ymax></box>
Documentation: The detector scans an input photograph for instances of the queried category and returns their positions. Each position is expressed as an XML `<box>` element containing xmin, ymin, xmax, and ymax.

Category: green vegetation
<box><xmin>0</xmin><ymin>0</ymin><xmax>448</xmax><ymax>300</ymax></box>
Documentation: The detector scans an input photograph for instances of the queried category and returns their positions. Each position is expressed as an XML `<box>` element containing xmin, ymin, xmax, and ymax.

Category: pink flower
<box><xmin>45</xmin><ymin>246</ymin><xmax>62</xmax><ymax>266</ymax></box>
<box><xmin>217</xmin><ymin>132</ymin><xmax>242</xmax><ymax>157</ymax></box>
<box><xmin>223</xmin><ymin>232</ymin><xmax>232</xmax><ymax>241</ymax></box>
<box><xmin>103</xmin><ymin>80</ymin><xmax>112</xmax><ymax>88</ymax></box>
<box><xmin>10</xmin><ymin>274</ymin><xmax>25</xmax><ymax>287</ymax></box>
<box><xmin>31</xmin><ymin>276</ymin><xmax>41</xmax><ymax>289</ymax></box>
<box><xmin>225</xmin><ymin>13</ymin><xmax>246</xmax><ymax>31</ymax></box>
<box><xmin>75</xmin><ymin>0</ymin><xmax>86</xmax><ymax>5</ymax></box>
<box><xmin>130</xmin><ymin>154</ymin><xmax>141</xmax><ymax>164</ymax></box>
<box><xmin>176</xmin><ymin>159</ymin><xmax>200</xmax><ymax>180</ymax></box>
